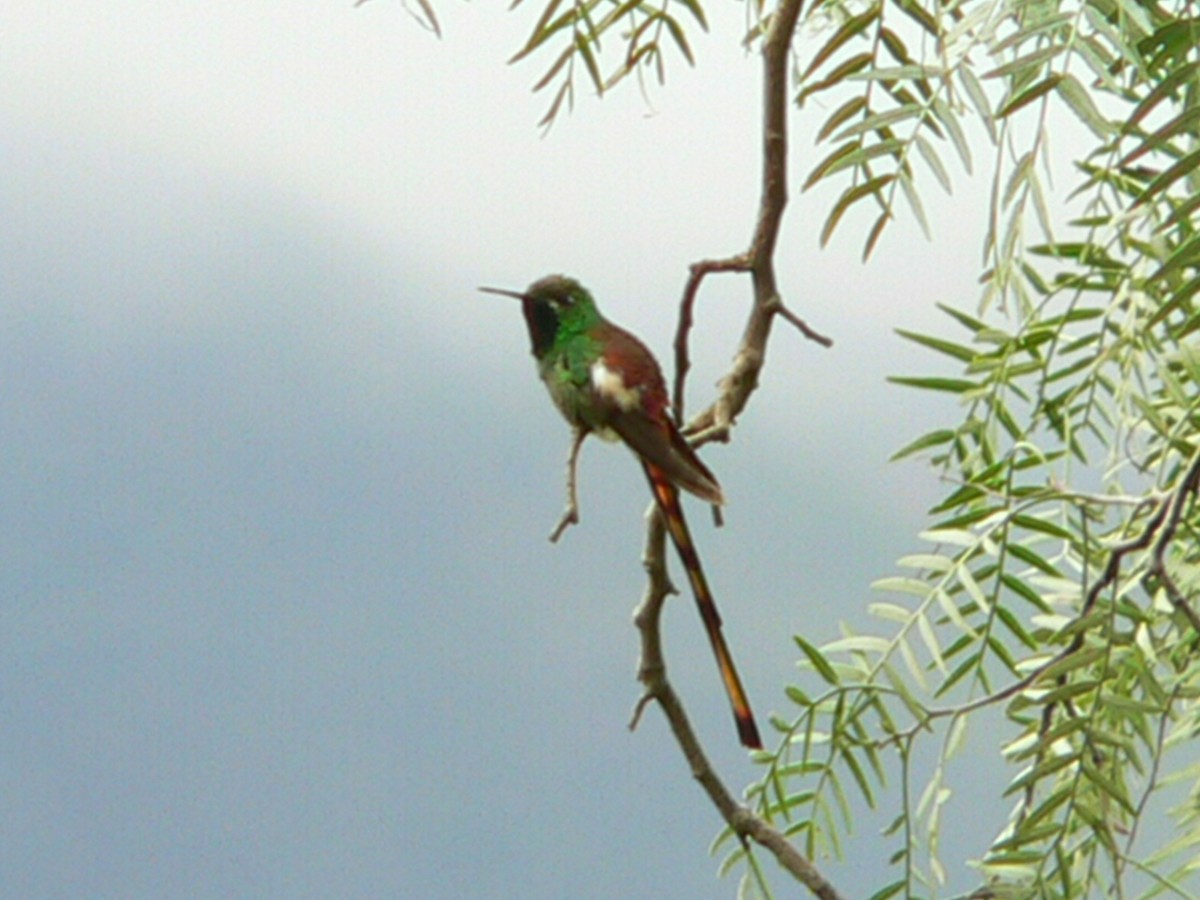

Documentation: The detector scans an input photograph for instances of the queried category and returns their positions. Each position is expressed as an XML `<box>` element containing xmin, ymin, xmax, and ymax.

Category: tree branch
<box><xmin>1019</xmin><ymin>452</ymin><xmax>1200</xmax><ymax>818</ymax></box>
<box><xmin>631</xmin><ymin>506</ymin><xmax>844</xmax><ymax>900</ymax></box>
<box><xmin>672</xmin><ymin>0</ymin><xmax>831</xmax><ymax>432</ymax></box>
<box><xmin>672</xmin><ymin>256</ymin><xmax>750</xmax><ymax>423</ymax></box>
<box><xmin>631</xmin><ymin>0</ymin><xmax>843</xmax><ymax>896</ymax></box>
<box><xmin>1146</xmin><ymin>449</ymin><xmax>1200</xmax><ymax>634</ymax></box>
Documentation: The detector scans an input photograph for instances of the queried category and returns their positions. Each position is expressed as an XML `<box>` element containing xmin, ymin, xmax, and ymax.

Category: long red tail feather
<box><xmin>644</xmin><ymin>462</ymin><xmax>762</xmax><ymax>750</ymax></box>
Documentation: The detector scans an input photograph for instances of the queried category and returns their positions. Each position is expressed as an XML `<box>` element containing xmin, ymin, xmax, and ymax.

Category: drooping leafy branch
<box><xmin>508</xmin><ymin>0</ymin><xmax>712</xmax><ymax>128</ymax></box>
<box><xmin>737</xmin><ymin>2</ymin><xmax>1200</xmax><ymax>897</ymax></box>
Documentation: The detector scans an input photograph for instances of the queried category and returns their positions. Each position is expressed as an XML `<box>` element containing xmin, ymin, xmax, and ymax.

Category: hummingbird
<box><xmin>481</xmin><ymin>274</ymin><xmax>762</xmax><ymax>750</ymax></box>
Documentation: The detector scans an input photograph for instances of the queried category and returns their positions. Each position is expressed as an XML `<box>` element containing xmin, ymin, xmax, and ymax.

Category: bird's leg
<box><xmin>711</xmin><ymin>504</ymin><xmax>724</xmax><ymax>528</ymax></box>
<box><xmin>549</xmin><ymin>428</ymin><xmax>588</xmax><ymax>543</ymax></box>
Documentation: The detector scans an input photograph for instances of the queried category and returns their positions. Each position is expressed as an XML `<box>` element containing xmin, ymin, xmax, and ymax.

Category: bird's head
<box><xmin>480</xmin><ymin>274</ymin><xmax>599</xmax><ymax>358</ymax></box>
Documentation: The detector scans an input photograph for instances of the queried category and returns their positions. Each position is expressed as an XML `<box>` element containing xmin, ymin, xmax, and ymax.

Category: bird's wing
<box><xmin>608</xmin><ymin>410</ymin><xmax>724</xmax><ymax>505</ymax></box>
<box><xmin>589</xmin><ymin>322</ymin><xmax>725</xmax><ymax>505</ymax></box>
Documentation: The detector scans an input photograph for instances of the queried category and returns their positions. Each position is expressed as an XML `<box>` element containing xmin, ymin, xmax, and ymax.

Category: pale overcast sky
<box><xmin>3</xmin><ymin>3</ymin><xmax>1000</xmax><ymax>897</ymax></box>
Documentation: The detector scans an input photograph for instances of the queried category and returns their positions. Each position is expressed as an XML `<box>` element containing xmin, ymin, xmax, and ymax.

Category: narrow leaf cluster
<box><xmin>509</xmin><ymin>0</ymin><xmax>712</xmax><ymax>127</ymax></box>
<box><xmin>736</xmin><ymin>2</ymin><xmax>1200</xmax><ymax>898</ymax></box>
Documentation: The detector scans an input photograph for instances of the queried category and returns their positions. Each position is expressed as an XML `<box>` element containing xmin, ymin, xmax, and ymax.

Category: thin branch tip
<box><xmin>776</xmin><ymin>301</ymin><xmax>834</xmax><ymax>347</ymax></box>
<box><xmin>628</xmin><ymin>692</ymin><xmax>654</xmax><ymax>733</ymax></box>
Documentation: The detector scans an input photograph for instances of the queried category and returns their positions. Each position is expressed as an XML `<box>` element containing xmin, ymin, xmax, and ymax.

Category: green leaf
<box><xmin>985</xmin><ymin>45</ymin><xmax>1066</xmax><ymax>80</ymax></box>
<box><xmin>1138</xmin><ymin>148</ymin><xmax>1200</xmax><ymax>206</ymax></box>
<box><xmin>887</xmin><ymin>375</ymin><xmax>979</xmax><ymax>393</ymax></box>
<box><xmin>833</xmin><ymin>104</ymin><xmax>923</xmax><ymax>141</ymax></box>
<box><xmin>847</xmin><ymin>64</ymin><xmax>941</xmax><ymax>83</ymax></box>
<box><xmin>1038</xmin><ymin>646</ymin><xmax>1106</xmax><ymax>681</ymax></box>
<box><xmin>872</xmin><ymin>575</ymin><xmax>936</xmax><ymax>597</ymax></box>
<box><xmin>1011</xmin><ymin>514</ymin><xmax>1073</xmax><ymax>541</ymax></box>
<box><xmin>1004</xmin><ymin>748</ymin><xmax>1081</xmax><ymax>795</ymax></box>
<box><xmin>660</xmin><ymin>12</ymin><xmax>695</xmax><ymax>66</ymax></box>
<box><xmin>573</xmin><ymin>31</ymin><xmax>603</xmax><ymax>93</ymax></box>
<box><xmin>1109</xmin><ymin>0</ymin><xmax>1154</xmax><ymax>36</ymax></box>
<box><xmin>930</xmin><ymin>96</ymin><xmax>972</xmax><ymax>172</ymax></box>
<box><xmin>817</xmin><ymin>96</ymin><xmax>869</xmax><ymax>142</ymax></box>
<box><xmin>938</xmin><ymin>303</ymin><xmax>988</xmax><ymax>334</ymax></box>
<box><xmin>895</xmin><ymin>328</ymin><xmax>977</xmax><ymax>362</ymax></box>
<box><xmin>1080</xmin><ymin>754</ymin><xmax>1135</xmax><ymax>814</ymax></box>
<box><xmin>915</xmin><ymin>134</ymin><xmax>952</xmax><ymax>192</ymax></box>
<box><xmin>936</xmin><ymin>650</ymin><xmax>983</xmax><ymax>697</ymax></box>
<box><xmin>537</xmin><ymin>79</ymin><xmax>572</xmax><ymax>128</ymax></box>
<box><xmin>891</xmin><ymin>428</ymin><xmax>956</xmax><ymax>460</ymax></box>
<box><xmin>917</xmin><ymin>610</ymin><xmax>948</xmax><ymax>674</ymax></box>
<box><xmin>934</xmin><ymin>587</ymin><xmax>976</xmax><ymax>635</ymax></box>
<box><xmin>879</xmin><ymin>27</ymin><xmax>910</xmax><ymax>65</ymax></box>
<box><xmin>672</xmin><ymin>0</ymin><xmax>707</xmax><ymax>29</ymax></box>
<box><xmin>1055</xmin><ymin>73</ymin><xmax>1114</xmax><ymax>138</ymax></box>
<box><xmin>898</xmin><ymin>170</ymin><xmax>931</xmax><ymax>239</ymax></box>
<box><xmin>1036</xmin><ymin>679</ymin><xmax>1100</xmax><ymax>705</ymax></box>
<box><xmin>898</xmin><ymin>632</ymin><xmax>929</xmax><ymax>689</ymax></box>
<box><xmin>1150</xmin><ymin>231</ymin><xmax>1200</xmax><ymax>283</ymax></box>
<box><xmin>533</xmin><ymin>42</ymin><xmax>576</xmax><ymax>91</ymax></box>
<box><xmin>1002</xmin><ymin>150</ymin><xmax>1035</xmax><ymax>208</ymax></box>
<box><xmin>1125</xmin><ymin>60</ymin><xmax>1200</xmax><ymax>130</ymax></box>
<box><xmin>804</xmin><ymin>141</ymin><xmax>860</xmax><ymax>190</ymax></box>
<box><xmin>794</xmin><ymin>635</ymin><xmax>840</xmax><ymax>685</ymax></box>
<box><xmin>797</xmin><ymin>52</ymin><xmax>873</xmax><ymax>105</ymax></box>
<box><xmin>959</xmin><ymin>66</ymin><xmax>996</xmax><ymax>142</ymax></box>
<box><xmin>881</xmin><ymin>661</ymin><xmax>927</xmax><ymax>720</ymax></box>
<box><xmin>862</xmin><ymin>210</ymin><xmax>892</xmax><ymax>260</ymax></box>
<box><xmin>820</xmin><ymin>175</ymin><xmax>895</xmax><ymax>246</ymax></box>
<box><xmin>997</xmin><ymin>74</ymin><xmax>1063</xmax><ymax>118</ymax></box>
<box><xmin>997</xmin><ymin>605</ymin><xmax>1039</xmax><ymax>650</ymax></box>
<box><xmin>957</xmin><ymin>564</ymin><xmax>991</xmax><ymax>613</ymax></box>
<box><xmin>512</xmin><ymin>0</ymin><xmax>573</xmax><ymax>63</ymax></box>
<box><xmin>819</xmin><ymin>138</ymin><xmax>908</xmax><ymax>177</ymax></box>
<box><xmin>1123</xmin><ymin>105</ymin><xmax>1200</xmax><ymax>166</ymax></box>
<box><xmin>384</xmin><ymin>0</ymin><xmax>441</xmax><ymax>35</ymax></box>
<box><xmin>867</xmin><ymin>880</ymin><xmax>906</xmax><ymax>900</ymax></box>
<box><xmin>840</xmin><ymin>746</ymin><xmax>877</xmax><ymax>807</ymax></box>
<box><xmin>870</xmin><ymin>601</ymin><xmax>916</xmax><ymax>623</ymax></box>
<box><xmin>800</xmin><ymin>7</ymin><xmax>879</xmax><ymax>83</ymax></box>
<box><xmin>989</xmin><ymin>12</ymin><xmax>1074</xmax><ymax>55</ymax></box>
<box><xmin>894</xmin><ymin>0</ymin><xmax>937</xmax><ymax>36</ymax></box>
<box><xmin>1001</xmin><ymin>569</ymin><xmax>1053</xmax><ymax>608</ymax></box>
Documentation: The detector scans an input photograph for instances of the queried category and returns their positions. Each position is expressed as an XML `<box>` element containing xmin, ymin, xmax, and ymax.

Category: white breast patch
<box><xmin>590</xmin><ymin>359</ymin><xmax>640</xmax><ymax>411</ymax></box>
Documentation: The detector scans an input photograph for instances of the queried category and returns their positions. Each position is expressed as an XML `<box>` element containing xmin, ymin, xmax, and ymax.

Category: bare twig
<box><xmin>673</xmin><ymin>255</ymin><xmax>750</xmax><ymax>422</ymax></box>
<box><xmin>773</xmin><ymin>298</ymin><xmax>835</xmax><ymax>348</ymax></box>
<box><xmin>549</xmin><ymin>427</ymin><xmax>588</xmax><ymax>542</ymax></box>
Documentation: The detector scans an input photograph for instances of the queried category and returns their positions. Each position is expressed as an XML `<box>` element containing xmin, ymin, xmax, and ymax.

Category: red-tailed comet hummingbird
<box><xmin>482</xmin><ymin>274</ymin><xmax>762</xmax><ymax>749</ymax></box>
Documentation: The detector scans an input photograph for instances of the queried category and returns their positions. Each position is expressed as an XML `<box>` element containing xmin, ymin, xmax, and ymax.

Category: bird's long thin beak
<box><xmin>478</xmin><ymin>286</ymin><xmax>527</xmax><ymax>301</ymax></box>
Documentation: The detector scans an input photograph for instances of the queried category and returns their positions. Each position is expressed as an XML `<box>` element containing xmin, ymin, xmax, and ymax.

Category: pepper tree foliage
<box><xmin>471</xmin><ymin>0</ymin><xmax>1200</xmax><ymax>896</ymax></box>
